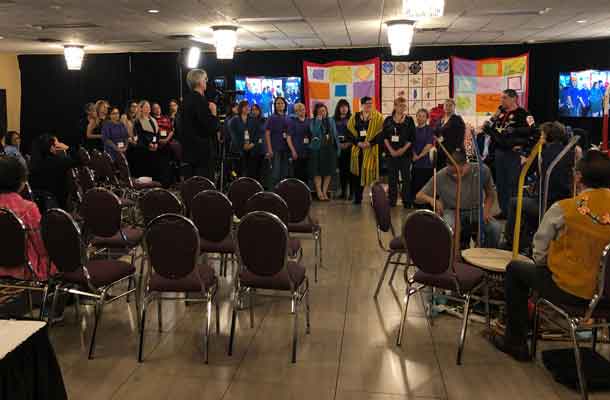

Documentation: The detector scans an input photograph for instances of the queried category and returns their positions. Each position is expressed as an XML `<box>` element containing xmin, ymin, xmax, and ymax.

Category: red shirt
<box><xmin>154</xmin><ymin>115</ymin><xmax>173</xmax><ymax>140</ymax></box>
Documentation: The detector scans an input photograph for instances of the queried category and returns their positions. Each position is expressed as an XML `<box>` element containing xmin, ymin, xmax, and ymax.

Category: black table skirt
<box><xmin>0</xmin><ymin>324</ymin><xmax>67</xmax><ymax>400</ymax></box>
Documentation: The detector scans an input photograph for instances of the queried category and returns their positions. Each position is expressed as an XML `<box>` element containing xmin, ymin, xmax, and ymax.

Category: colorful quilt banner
<box><xmin>303</xmin><ymin>58</ymin><xmax>381</xmax><ymax>115</ymax></box>
<box><xmin>452</xmin><ymin>53</ymin><xmax>529</xmax><ymax>126</ymax></box>
<box><xmin>381</xmin><ymin>59</ymin><xmax>450</xmax><ymax>117</ymax></box>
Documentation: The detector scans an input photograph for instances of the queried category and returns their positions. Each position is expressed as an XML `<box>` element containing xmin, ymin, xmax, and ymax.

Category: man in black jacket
<box><xmin>485</xmin><ymin>89</ymin><xmax>536</xmax><ymax>218</ymax></box>
<box><xmin>181</xmin><ymin>68</ymin><xmax>219</xmax><ymax>179</ymax></box>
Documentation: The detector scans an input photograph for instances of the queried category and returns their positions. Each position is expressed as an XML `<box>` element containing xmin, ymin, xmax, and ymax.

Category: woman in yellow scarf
<box><xmin>347</xmin><ymin>96</ymin><xmax>385</xmax><ymax>204</ymax></box>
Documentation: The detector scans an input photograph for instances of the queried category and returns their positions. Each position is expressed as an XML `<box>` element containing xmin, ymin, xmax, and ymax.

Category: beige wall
<box><xmin>0</xmin><ymin>53</ymin><xmax>21</xmax><ymax>132</ymax></box>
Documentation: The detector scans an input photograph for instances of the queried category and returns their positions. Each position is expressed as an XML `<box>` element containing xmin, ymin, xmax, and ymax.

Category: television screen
<box><xmin>559</xmin><ymin>70</ymin><xmax>610</xmax><ymax>118</ymax></box>
<box><xmin>235</xmin><ymin>76</ymin><xmax>302</xmax><ymax>117</ymax></box>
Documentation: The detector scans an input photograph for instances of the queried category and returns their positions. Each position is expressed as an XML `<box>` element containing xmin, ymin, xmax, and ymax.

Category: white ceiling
<box><xmin>0</xmin><ymin>0</ymin><xmax>609</xmax><ymax>53</ymax></box>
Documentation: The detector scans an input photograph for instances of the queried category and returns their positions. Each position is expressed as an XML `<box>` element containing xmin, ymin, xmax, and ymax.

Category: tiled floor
<box><xmin>49</xmin><ymin>201</ymin><xmax>610</xmax><ymax>400</ymax></box>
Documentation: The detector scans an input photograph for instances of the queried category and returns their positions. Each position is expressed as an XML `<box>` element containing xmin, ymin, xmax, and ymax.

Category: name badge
<box><xmin>244</xmin><ymin>130</ymin><xmax>250</xmax><ymax>141</ymax></box>
<box><xmin>391</xmin><ymin>135</ymin><xmax>399</xmax><ymax>143</ymax></box>
<box><xmin>117</xmin><ymin>142</ymin><xmax>125</xmax><ymax>149</ymax></box>
<box><xmin>282</xmin><ymin>132</ymin><xmax>287</xmax><ymax>139</ymax></box>
<box><xmin>325</xmin><ymin>134</ymin><xmax>330</xmax><ymax>141</ymax></box>
<box><xmin>304</xmin><ymin>138</ymin><xmax>310</xmax><ymax>144</ymax></box>
<box><xmin>338</xmin><ymin>135</ymin><xmax>345</xmax><ymax>142</ymax></box>
<box><xmin>152</xmin><ymin>136</ymin><xmax>157</xmax><ymax>144</ymax></box>
<box><xmin>258</xmin><ymin>138</ymin><xmax>263</xmax><ymax>144</ymax></box>
<box><xmin>160</xmin><ymin>130</ymin><xmax>168</xmax><ymax>138</ymax></box>
<box><xmin>359</xmin><ymin>130</ymin><xmax>367</xmax><ymax>137</ymax></box>
<box><xmin>133</xmin><ymin>135</ymin><xmax>138</xmax><ymax>142</ymax></box>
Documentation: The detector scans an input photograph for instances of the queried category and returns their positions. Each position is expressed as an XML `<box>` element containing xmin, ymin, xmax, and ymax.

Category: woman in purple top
<box><xmin>411</xmin><ymin>108</ymin><xmax>436</xmax><ymax>203</ymax></box>
<box><xmin>102</xmin><ymin>107</ymin><xmax>129</xmax><ymax>160</ymax></box>
<box><xmin>286</xmin><ymin>103</ymin><xmax>311</xmax><ymax>185</ymax></box>
<box><xmin>265</xmin><ymin>96</ymin><xmax>290</xmax><ymax>187</ymax></box>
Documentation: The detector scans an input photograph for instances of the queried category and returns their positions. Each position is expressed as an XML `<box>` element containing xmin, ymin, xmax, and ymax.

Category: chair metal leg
<box><xmin>456</xmin><ymin>294</ymin><xmax>472</xmax><ymax>365</ymax></box>
<box><xmin>313</xmin><ymin>231</ymin><xmax>319</xmax><ymax>283</ymax></box>
<box><xmin>138</xmin><ymin>297</ymin><xmax>151</xmax><ymax>362</ymax></box>
<box><xmin>39</xmin><ymin>285</ymin><xmax>49</xmax><ymax>320</ymax></box>
<box><xmin>126</xmin><ymin>276</ymin><xmax>133</xmax><ymax>303</ymax></box>
<box><xmin>592</xmin><ymin>327</ymin><xmax>598</xmax><ymax>352</ymax></box>
<box><xmin>49</xmin><ymin>285</ymin><xmax>61</xmax><ymax>326</ymax></box>
<box><xmin>291</xmin><ymin>295</ymin><xmax>299</xmax><ymax>363</ymax></box>
<box><xmin>205</xmin><ymin>296</ymin><xmax>212</xmax><ymax>364</ymax></box>
<box><xmin>484</xmin><ymin>280</ymin><xmax>491</xmax><ymax>333</ymax></box>
<box><xmin>305</xmin><ymin>286</ymin><xmax>311</xmax><ymax>334</ymax></box>
<box><xmin>388</xmin><ymin>253</ymin><xmax>402</xmax><ymax>287</ymax></box>
<box><xmin>74</xmin><ymin>294</ymin><xmax>81</xmax><ymax>323</ymax></box>
<box><xmin>215</xmin><ymin>295</ymin><xmax>220</xmax><ymax>335</ymax></box>
<box><xmin>397</xmin><ymin>286</ymin><xmax>412</xmax><ymax>346</ymax></box>
<box><xmin>88</xmin><ymin>293</ymin><xmax>106</xmax><ymax>360</ymax></box>
<box><xmin>26</xmin><ymin>290</ymin><xmax>34</xmax><ymax>317</ymax></box>
<box><xmin>228</xmin><ymin>300</ymin><xmax>237</xmax><ymax>356</ymax></box>
<box><xmin>249</xmin><ymin>289</ymin><xmax>255</xmax><ymax>328</ymax></box>
<box><xmin>374</xmin><ymin>253</ymin><xmax>393</xmax><ymax>299</ymax></box>
<box><xmin>157</xmin><ymin>295</ymin><xmax>163</xmax><ymax>332</ymax></box>
<box><xmin>569</xmin><ymin>323</ymin><xmax>588</xmax><ymax>400</ymax></box>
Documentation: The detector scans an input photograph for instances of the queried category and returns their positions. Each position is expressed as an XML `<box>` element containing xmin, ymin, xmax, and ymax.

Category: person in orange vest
<box><xmin>492</xmin><ymin>149</ymin><xmax>610</xmax><ymax>361</ymax></box>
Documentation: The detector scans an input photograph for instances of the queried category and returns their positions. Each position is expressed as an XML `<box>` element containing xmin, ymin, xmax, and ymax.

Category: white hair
<box><xmin>186</xmin><ymin>69</ymin><xmax>207</xmax><ymax>91</ymax></box>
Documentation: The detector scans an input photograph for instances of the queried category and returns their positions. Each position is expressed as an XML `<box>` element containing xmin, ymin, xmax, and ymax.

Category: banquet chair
<box><xmin>191</xmin><ymin>190</ymin><xmax>235</xmax><ymax>277</ymax></box>
<box><xmin>398</xmin><ymin>210</ymin><xmax>486</xmax><ymax>365</ymax></box>
<box><xmin>531</xmin><ymin>243</ymin><xmax>610</xmax><ymax>400</ymax></box>
<box><xmin>42</xmin><ymin>208</ymin><xmax>138</xmax><ymax>359</ymax></box>
<box><xmin>180</xmin><ymin>176</ymin><xmax>216</xmax><ymax>216</ymax></box>
<box><xmin>138</xmin><ymin>188</ymin><xmax>184</xmax><ymax>226</ymax></box>
<box><xmin>371</xmin><ymin>181</ymin><xmax>411</xmax><ymax>299</ymax></box>
<box><xmin>228</xmin><ymin>211</ymin><xmax>310</xmax><ymax>363</ymax></box>
<box><xmin>227</xmin><ymin>177</ymin><xmax>263</xmax><ymax>220</ymax></box>
<box><xmin>275</xmin><ymin>178</ymin><xmax>323</xmax><ymax>282</ymax></box>
<box><xmin>115</xmin><ymin>152</ymin><xmax>162</xmax><ymax>194</ymax></box>
<box><xmin>0</xmin><ymin>208</ymin><xmax>49</xmax><ymax>319</ymax></box>
<box><xmin>139</xmin><ymin>213</ymin><xmax>218</xmax><ymax>363</ymax></box>
<box><xmin>244</xmin><ymin>192</ymin><xmax>303</xmax><ymax>262</ymax></box>
<box><xmin>77</xmin><ymin>147</ymin><xmax>91</xmax><ymax>166</ymax></box>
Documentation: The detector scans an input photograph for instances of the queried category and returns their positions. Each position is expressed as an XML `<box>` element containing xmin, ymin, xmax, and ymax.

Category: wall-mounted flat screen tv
<box><xmin>235</xmin><ymin>76</ymin><xmax>302</xmax><ymax>117</ymax></box>
<box><xmin>559</xmin><ymin>70</ymin><xmax>610</xmax><ymax>117</ymax></box>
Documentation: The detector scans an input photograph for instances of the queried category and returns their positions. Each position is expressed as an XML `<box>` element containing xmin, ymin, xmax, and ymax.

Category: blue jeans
<box><xmin>443</xmin><ymin>209</ymin><xmax>502</xmax><ymax>249</ymax></box>
<box><xmin>495</xmin><ymin>148</ymin><xmax>521</xmax><ymax>216</ymax></box>
<box><xmin>271</xmin><ymin>151</ymin><xmax>290</xmax><ymax>188</ymax></box>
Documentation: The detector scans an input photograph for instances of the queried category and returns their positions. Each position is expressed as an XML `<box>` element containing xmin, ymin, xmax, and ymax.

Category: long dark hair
<box><xmin>251</xmin><ymin>104</ymin><xmax>263</xmax><ymax>120</ymax></box>
<box><xmin>333</xmin><ymin>99</ymin><xmax>351</xmax><ymax>121</ymax></box>
<box><xmin>273</xmin><ymin>96</ymin><xmax>287</xmax><ymax>115</ymax></box>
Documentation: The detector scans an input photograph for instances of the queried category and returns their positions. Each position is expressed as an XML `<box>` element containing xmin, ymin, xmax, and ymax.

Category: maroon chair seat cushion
<box><xmin>62</xmin><ymin>259</ymin><xmax>135</xmax><ymax>287</ymax></box>
<box><xmin>287</xmin><ymin>218</ymin><xmax>320</xmax><ymax>234</ymax></box>
<box><xmin>91</xmin><ymin>227</ymin><xmax>143</xmax><ymax>248</ymax></box>
<box><xmin>239</xmin><ymin>261</ymin><xmax>306</xmax><ymax>291</ymax></box>
<box><xmin>288</xmin><ymin>238</ymin><xmax>302</xmax><ymax>257</ymax></box>
<box><xmin>149</xmin><ymin>264</ymin><xmax>217</xmax><ymax>292</ymax></box>
<box><xmin>134</xmin><ymin>180</ymin><xmax>162</xmax><ymax>190</ymax></box>
<box><xmin>200</xmin><ymin>236</ymin><xmax>235</xmax><ymax>254</ymax></box>
<box><xmin>389</xmin><ymin>236</ymin><xmax>406</xmax><ymax>251</ymax></box>
<box><xmin>413</xmin><ymin>262</ymin><xmax>484</xmax><ymax>292</ymax></box>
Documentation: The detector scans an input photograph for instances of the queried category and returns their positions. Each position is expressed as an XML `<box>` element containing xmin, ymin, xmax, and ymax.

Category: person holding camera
<box><xmin>484</xmin><ymin>89</ymin><xmax>536</xmax><ymax>218</ymax></box>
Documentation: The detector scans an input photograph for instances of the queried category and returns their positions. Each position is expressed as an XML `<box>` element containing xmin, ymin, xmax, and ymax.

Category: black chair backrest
<box><xmin>275</xmin><ymin>178</ymin><xmax>311</xmax><ymax>223</ymax></box>
<box><xmin>78</xmin><ymin>166</ymin><xmax>96</xmax><ymax>193</ymax></box>
<box><xmin>228</xmin><ymin>177</ymin><xmax>264</xmax><ymax>219</ymax></box>
<box><xmin>42</xmin><ymin>208</ymin><xmax>84</xmax><ymax>274</ymax></box>
<box><xmin>144</xmin><ymin>214</ymin><xmax>199</xmax><ymax>280</ymax></box>
<box><xmin>19</xmin><ymin>183</ymin><xmax>34</xmax><ymax>202</ymax></box>
<box><xmin>237</xmin><ymin>211</ymin><xmax>288</xmax><ymax>277</ymax></box>
<box><xmin>191</xmin><ymin>190</ymin><xmax>233</xmax><ymax>243</ymax></box>
<box><xmin>77</xmin><ymin>147</ymin><xmax>91</xmax><ymax>166</ymax></box>
<box><xmin>371</xmin><ymin>181</ymin><xmax>392</xmax><ymax>233</ymax></box>
<box><xmin>115</xmin><ymin>152</ymin><xmax>133</xmax><ymax>186</ymax></box>
<box><xmin>139</xmin><ymin>188</ymin><xmax>184</xmax><ymax>226</ymax></box>
<box><xmin>0</xmin><ymin>208</ymin><xmax>28</xmax><ymax>269</ymax></box>
<box><xmin>81</xmin><ymin>187</ymin><xmax>122</xmax><ymax>238</ymax></box>
<box><xmin>89</xmin><ymin>149</ymin><xmax>104</xmax><ymax>179</ymax></box>
<box><xmin>245</xmin><ymin>191</ymin><xmax>290</xmax><ymax>224</ymax></box>
<box><xmin>403</xmin><ymin>210</ymin><xmax>453</xmax><ymax>275</ymax></box>
<box><xmin>98</xmin><ymin>151</ymin><xmax>118</xmax><ymax>183</ymax></box>
<box><xmin>180</xmin><ymin>176</ymin><xmax>216</xmax><ymax>214</ymax></box>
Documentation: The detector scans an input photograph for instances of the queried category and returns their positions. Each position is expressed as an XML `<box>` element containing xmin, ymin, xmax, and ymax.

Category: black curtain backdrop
<box><xmin>18</xmin><ymin>38</ymin><xmax>610</xmax><ymax>151</ymax></box>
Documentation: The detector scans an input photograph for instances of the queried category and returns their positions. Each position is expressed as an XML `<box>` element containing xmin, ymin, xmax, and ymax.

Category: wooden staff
<box><xmin>430</xmin><ymin>146</ymin><xmax>438</xmax><ymax>213</ymax></box>
<box><xmin>469</xmin><ymin>128</ymin><xmax>485</xmax><ymax>247</ymax></box>
<box><xmin>512</xmin><ymin>137</ymin><xmax>545</xmax><ymax>258</ymax></box>
<box><xmin>437</xmin><ymin>141</ymin><xmax>462</xmax><ymax>262</ymax></box>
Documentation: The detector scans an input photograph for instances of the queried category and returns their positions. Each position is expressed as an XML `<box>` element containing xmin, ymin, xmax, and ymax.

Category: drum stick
<box><xmin>513</xmin><ymin>137</ymin><xmax>544</xmax><ymax>259</ymax></box>
<box><xmin>438</xmin><ymin>141</ymin><xmax>461</xmax><ymax>263</ymax></box>
<box><xmin>430</xmin><ymin>147</ymin><xmax>437</xmax><ymax>213</ymax></box>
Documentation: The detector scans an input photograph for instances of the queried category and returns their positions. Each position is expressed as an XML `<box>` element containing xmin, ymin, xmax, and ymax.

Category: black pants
<box><xmin>387</xmin><ymin>156</ymin><xmax>411</xmax><ymax>206</ymax></box>
<box><xmin>411</xmin><ymin>167</ymin><xmax>433</xmax><ymax>201</ymax></box>
<box><xmin>505</xmin><ymin>196</ymin><xmax>540</xmax><ymax>251</ymax></box>
<box><xmin>292</xmin><ymin>158</ymin><xmax>309</xmax><ymax>186</ymax></box>
<box><xmin>339</xmin><ymin>149</ymin><xmax>351</xmax><ymax>197</ymax></box>
<box><xmin>504</xmin><ymin>261</ymin><xmax>588</xmax><ymax>346</ymax></box>
<box><xmin>495</xmin><ymin>148</ymin><xmax>521</xmax><ymax>216</ymax></box>
<box><xmin>351</xmin><ymin>152</ymin><xmax>364</xmax><ymax>203</ymax></box>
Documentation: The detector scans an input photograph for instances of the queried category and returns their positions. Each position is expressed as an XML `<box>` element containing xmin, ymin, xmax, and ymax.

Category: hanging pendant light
<box><xmin>403</xmin><ymin>0</ymin><xmax>445</xmax><ymax>19</ymax></box>
<box><xmin>186</xmin><ymin>46</ymin><xmax>201</xmax><ymax>68</ymax></box>
<box><xmin>211</xmin><ymin>25</ymin><xmax>238</xmax><ymax>60</ymax></box>
<box><xmin>63</xmin><ymin>45</ymin><xmax>85</xmax><ymax>70</ymax></box>
<box><xmin>386</xmin><ymin>20</ymin><xmax>415</xmax><ymax>56</ymax></box>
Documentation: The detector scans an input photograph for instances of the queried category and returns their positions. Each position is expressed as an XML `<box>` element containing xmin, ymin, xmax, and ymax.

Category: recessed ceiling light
<box><xmin>0</xmin><ymin>36</ymin><xmax>4</xmax><ymax>40</ymax></box>
<box><xmin>147</xmin><ymin>9</ymin><xmax>160</xmax><ymax>14</ymax></box>
<box><xmin>538</xmin><ymin>7</ymin><xmax>551</xmax><ymax>15</ymax></box>
<box><xmin>527</xmin><ymin>39</ymin><xmax>536</xmax><ymax>43</ymax></box>
<box><xmin>577</xmin><ymin>19</ymin><xmax>587</xmax><ymax>23</ymax></box>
